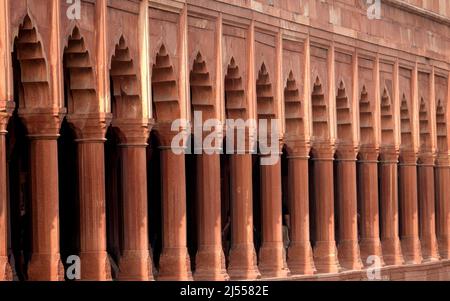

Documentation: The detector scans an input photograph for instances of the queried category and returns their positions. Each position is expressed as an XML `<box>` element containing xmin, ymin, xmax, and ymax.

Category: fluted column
<box><xmin>398</xmin><ymin>150</ymin><xmax>422</xmax><ymax>264</ymax></box>
<box><xmin>0</xmin><ymin>112</ymin><xmax>12</xmax><ymax>281</ymax></box>
<box><xmin>68</xmin><ymin>115</ymin><xmax>112</xmax><ymax>280</ymax></box>
<box><xmin>358</xmin><ymin>148</ymin><xmax>384</xmax><ymax>265</ymax></box>
<box><xmin>312</xmin><ymin>146</ymin><xmax>340</xmax><ymax>273</ymax></box>
<box><xmin>379</xmin><ymin>149</ymin><xmax>404</xmax><ymax>266</ymax></box>
<box><xmin>417</xmin><ymin>153</ymin><xmax>439</xmax><ymax>262</ymax></box>
<box><xmin>20</xmin><ymin>111</ymin><xmax>64</xmax><ymax>281</ymax></box>
<box><xmin>228</xmin><ymin>153</ymin><xmax>260</xmax><ymax>280</ymax></box>
<box><xmin>115</xmin><ymin>123</ymin><xmax>153</xmax><ymax>281</ymax></box>
<box><xmin>436</xmin><ymin>155</ymin><xmax>450</xmax><ymax>259</ymax></box>
<box><xmin>194</xmin><ymin>147</ymin><xmax>228</xmax><ymax>281</ymax></box>
<box><xmin>336</xmin><ymin>148</ymin><xmax>362</xmax><ymax>270</ymax></box>
<box><xmin>157</xmin><ymin>127</ymin><xmax>192</xmax><ymax>281</ymax></box>
<box><xmin>286</xmin><ymin>145</ymin><xmax>315</xmax><ymax>275</ymax></box>
<box><xmin>258</xmin><ymin>152</ymin><xmax>290</xmax><ymax>278</ymax></box>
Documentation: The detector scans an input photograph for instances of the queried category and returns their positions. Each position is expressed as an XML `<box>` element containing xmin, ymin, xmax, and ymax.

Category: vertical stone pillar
<box><xmin>228</xmin><ymin>153</ymin><xmax>260</xmax><ymax>280</ymax></box>
<box><xmin>379</xmin><ymin>149</ymin><xmax>404</xmax><ymax>266</ymax></box>
<box><xmin>157</xmin><ymin>128</ymin><xmax>192</xmax><ymax>281</ymax></box>
<box><xmin>335</xmin><ymin>148</ymin><xmax>362</xmax><ymax>270</ymax></box>
<box><xmin>20</xmin><ymin>112</ymin><xmax>64</xmax><ymax>280</ymax></box>
<box><xmin>69</xmin><ymin>116</ymin><xmax>112</xmax><ymax>280</ymax></box>
<box><xmin>398</xmin><ymin>150</ymin><xmax>422</xmax><ymax>264</ymax></box>
<box><xmin>194</xmin><ymin>149</ymin><xmax>228</xmax><ymax>280</ymax></box>
<box><xmin>436</xmin><ymin>156</ymin><xmax>450</xmax><ymax>259</ymax></box>
<box><xmin>286</xmin><ymin>146</ymin><xmax>315</xmax><ymax>275</ymax></box>
<box><xmin>358</xmin><ymin>148</ymin><xmax>384</xmax><ymax>265</ymax></box>
<box><xmin>312</xmin><ymin>146</ymin><xmax>340</xmax><ymax>273</ymax></box>
<box><xmin>115</xmin><ymin>123</ymin><xmax>153</xmax><ymax>281</ymax></box>
<box><xmin>258</xmin><ymin>152</ymin><xmax>290</xmax><ymax>278</ymax></box>
<box><xmin>417</xmin><ymin>153</ymin><xmax>439</xmax><ymax>261</ymax></box>
<box><xmin>0</xmin><ymin>112</ymin><xmax>12</xmax><ymax>280</ymax></box>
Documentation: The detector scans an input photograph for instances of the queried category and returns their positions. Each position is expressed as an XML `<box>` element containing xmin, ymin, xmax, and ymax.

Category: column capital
<box><xmin>285</xmin><ymin>139</ymin><xmax>311</xmax><ymax>159</ymax></box>
<box><xmin>335</xmin><ymin>144</ymin><xmax>359</xmax><ymax>161</ymax></box>
<box><xmin>18</xmin><ymin>108</ymin><xmax>65</xmax><ymax>139</ymax></box>
<box><xmin>436</xmin><ymin>153</ymin><xmax>450</xmax><ymax>167</ymax></box>
<box><xmin>399</xmin><ymin>149</ymin><xmax>418</xmax><ymax>165</ymax></box>
<box><xmin>418</xmin><ymin>152</ymin><xmax>436</xmax><ymax>166</ymax></box>
<box><xmin>0</xmin><ymin>100</ymin><xmax>15</xmax><ymax>133</ymax></box>
<box><xmin>111</xmin><ymin>118</ymin><xmax>152</xmax><ymax>147</ymax></box>
<box><xmin>154</xmin><ymin>122</ymin><xmax>189</xmax><ymax>150</ymax></box>
<box><xmin>311</xmin><ymin>142</ymin><xmax>336</xmax><ymax>160</ymax></box>
<box><xmin>379</xmin><ymin>147</ymin><xmax>400</xmax><ymax>163</ymax></box>
<box><xmin>359</xmin><ymin>145</ymin><xmax>380</xmax><ymax>160</ymax></box>
<box><xmin>67</xmin><ymin>112</ymin><xmax>112</xmax><ymax>142</ymax></box>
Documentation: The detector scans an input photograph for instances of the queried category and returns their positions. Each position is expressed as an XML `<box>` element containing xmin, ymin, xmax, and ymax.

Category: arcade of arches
<box><xmin>1</xmin><ymin>0</ymin><xmax>450</xmax><ymax>281</ymax></box>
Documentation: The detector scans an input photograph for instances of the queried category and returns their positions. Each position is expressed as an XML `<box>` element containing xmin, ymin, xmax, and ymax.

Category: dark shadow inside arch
<box><xmin>185</xmin><ymin>135</ymin><xmax>197</xmax><ymax>273</ymax></box>
<box><xmin>333</xmin><ymin>153</ymin><xmax>340</xmax><ymax>244</ymax></box>
<box><xmin>147</xmin><ymin>131</ymin><xmax>162</xmax><ymax>272</ymax></box>
<box><xmin>252</xmin><ymin>150</ymin><xmax>261</xmax><ymax>261</ymax></box>
<box><xmin>281</xmin><ymin>145</ymin><xmax>290</xmax><ymax>251</ymax></box>
<box><xmin>308</xmin><ymin>150</ymin><xmax>316</xmax><ymax>249</ymax></box>
<box><xmin>220</xmin><ymin>138</ymin><xmax>231</xmax><ymax>267</ymax></box>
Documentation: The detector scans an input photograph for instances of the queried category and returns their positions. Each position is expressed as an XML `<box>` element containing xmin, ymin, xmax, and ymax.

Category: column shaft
<box><xmin>417</xmin><ymin>155</ymin><xmax>439</xmax><ymax>261</ymax></box>
<box><xmin>228</xmin><ymin>154</ymin><xmax>260</xmax><ymax>280</ymax></box>
<box><xmin>398</xmin><ymin>152</ymin><xmax>422</xmax><ymax>264</ymax></box>
<box><xmin>379</xmin><ymin>151</ymin><xmax>404</xmax><ymax>266</ymax></box>
<box><xmin>312</xmin><ymin>149</ymin><xmax>339</xmax><ymax>273</ymax></box>
<box><xmin>358</xmin><ymin>150</ymin><xmax>383</xmax><ymax>265</ymax></box>
<box><xmin>157</xmin><ymin>148</ymin><xmax>192</xmax><ymax>280</ymax></box>
<box><xmin>336</xmin><ymin>153</ymin><xmax>362</xmax><ymax>270</ymax></box>
<box><xmin>118</xmin><ymin>145</ymin><xmax>153</xmax><ymax>280</ymax></box>
<box><xmin>0</xmin><ymin>114</ymin><xmax>12</xmax><ymax>280</ymax></box>
<box><xmin>77</xmin><ymin>140</ymin><xmax>111</xmax><ymax>280</ymax></box>
<box><xmin>258</xmin><ymin>157</ymin><xmax>290</xmax><ymax>278</ymax></box>
<box><xmin>286</xmin><ymin>156</ymin><xmax>315</xmax><ymax>275</ymax></box>
<box><xmin>436</xmin><ymin>160</ymin><xmax>450</xmax><ymax>259</ymax></box>
<box><xmin>194</xmin><ymin>153</ymin><xmax>228</xmax><ymax>280</ymax></box>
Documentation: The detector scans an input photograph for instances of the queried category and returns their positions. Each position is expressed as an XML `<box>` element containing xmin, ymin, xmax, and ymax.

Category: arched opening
<box><xmin>147</xmin><ymin>131</ymin><xmax>162</xmax><ymax>273</ymax></box>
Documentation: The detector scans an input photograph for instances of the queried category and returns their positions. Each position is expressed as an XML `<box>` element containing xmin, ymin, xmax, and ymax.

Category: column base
<box><xmin>80</xmin><ymin>251</ymin><xmax>112</xmax><ymax>281</ymax></box>
<box><xmin>438</xmin><ymin>236</ymin><xmax>450</xmax><ymax>260</ymax></box>
<box><xmin>118</xmin><ymin>250</ymin><xmax>154</xmax><ymax>281</ymax></box>
<box><xmin>401</xmin><ymin>236</ymin><xmax>423</xmax><ymax>264</ymax></box>
<box><xmin>158</xmin><ymin>247</ymin><xmax>193</xmax><ymax>281</ymax></box>
<box><xmin>258</xmin><ymin>242</ymin><xmax>290</xmax><ymax>278</ymax></box>
<box><xmin>360</xmin><ymin>238</ymin><xmax>384</xmax><ymax>266</ymax></box>
<box><xmin>313</xmin><ymin>241</ymin><xmax>340</xmax><ymax>274</ymax></box>
<box><xmin>287</xmin><ymin>242</ymin><xmax>316</xmax><ymax>275</ymax></box>
<box><xmin>194</xmin><ymin>246</ymin><xmax>229</xmax><ymax>281</ymax></box>
<box><xmin>381</xmin><ymin>238</ymin><xmax>405</xmax><ymax>266</ymax></box>
<box><xmin>28</xmin><ymin>253</ymin><xmax>64</xmax><ymax>281</ymax></box>
<box><xmin>421</xmin><ymin>236</ymin><xmax>440</xmax><ymax>262</ymax></box>
<box><xmin>0</xmin><ymin>256</ymin><xmax>12</xmax><ymax>281</ymax></box>
<box><xmin>228</xmin><ymin>243</ymin><xmax>261</xmax><ymax>280</ymax></box>
<box><xmin>337</xmin><ymin>240</ymin><xmax>363</xmax><ymax>271</ymax></box>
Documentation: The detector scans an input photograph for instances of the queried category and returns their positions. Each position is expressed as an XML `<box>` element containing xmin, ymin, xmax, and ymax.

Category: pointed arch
<box><xmin>359</xmin><ymin>85</ymin><xmax>374</xmax><ymax>145</ymax></box>
<box><xmin>335</xmin><ymin>79</ymin><xmax>352</xmax><ymax>143</ymax></box>
<box><xmin>284</xmin><ymin>71</ymin><xmax>303</xmax><ymax>137</ymax></box>
<box><xmin>63</xmin><ymin>26</ymin><xmax>96</xmax><ymax>115</ymax></box>
<box><xmin>419</xmin><ymin>97</ymin><xmax>431</xmax><ymax>149</ymax></box>
<box><xmin>380</xmin><ymin>86</ymin><xmax>395</xmax><ymax>145</ymax></box>
<box><xmin>400</xmin><ymin>93</ymin><xmax>413</xmax><ymax>147</ymax></box>
<box><xmin>151</xmin><ymin>44</ymin><xmax>179</xmax><ymax>122</ymax></box>
<box><xmin>190</xmin><ymin>52</ymin><xmax>213</xmax><ymax>111</ymax></box>
<box><xmin>224</xmin><ymin>57</ymin><xmax>246</xmax><ymax>119</ymax></box>
<box><xmin>13</xmin><ymin>15</ymin><xmax>50</xmax><ymax>109</ymax></box>
<box><xmin>256</xmin><ymin>63</ymin><xmax>275</xmax><ymax>121</ymax></box>
<box><xmin>110</xmin><ymin>35</ymin><xmax>141</xmax><ymax>120</ymax></box>
<box><xmin>436</xmin><ymin>99</ymin><xmax>448</xmax><ymax>152</ymax></box>
<box><xmin>311</xmin><ymin>76</ymin><xmax>329</xmax><ymax>140</ymax></box>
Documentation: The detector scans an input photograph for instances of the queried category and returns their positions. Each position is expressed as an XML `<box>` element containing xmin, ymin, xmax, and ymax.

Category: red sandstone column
<box><xmin>194</xmin><ymin>150</ymin><xmax>229</xmax><ymax>280</ymax></box>
<box><xmin>379</xmin><ymin>149</ymin><xmax>404</xmax><ymax>266</ymax></box>
<box><xmin>358</xmin><ymin>148</ymin><xmax>384</xmax><ymax>265</ymax></box>
<box><xmin>0</xmin><ymin>113</ymin><xmax>12</xmax><ymax>280</ymax></box>
<box><xmin>258</xmin><ymin>153</ymin><xmax>290</xmax><ymax>278</ymax></box>
<box><xmin>398</xmin><ymin>150</ymin><xmax>422</xmax><ymax>264</ymax></box>
<box><xmin>417</xmin><ymin>153</ymin><xmax>439</xmax><ymax>262</ymax></box>
<box><xmin>157</xmin><ymin>129</ymin><xmax>192</xmax><ymax>281</ymax></box>
<box><xmin>116</xmin><ymin>124</ymin><xmax>153</xmax><ymax>281</ymax></box>
<box><xmin>69</xmin><ymin>116</ymin><xmax>112</xmax><ymax>280</ymax></box>
<box><xmin>286</xmin><ymin>147</ymin><xmax>315</xmax><ymax>275</ymax></box>
<box><xmin>336</xmin><ymin>148</ymin><xmax>362</xmax><ymax>270</ymax></box>
<box><xmin>20</xmin><ymin>112</ymin><xmax>64</xmax><ymax>280</ymax></box>
<box><xmin>436</xmin><ymin>156</ymin><xmax>450</xmax><ymax>259</ymax></box>
<box><xmin>228</xmin><ymin>153</ymin><xmax>260</xmax><ymax>280</ymax></box>
<box><xmin>312</xmin><ymin>146</ymin><xmax>340</xmax><ymax>273</ymax></box>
